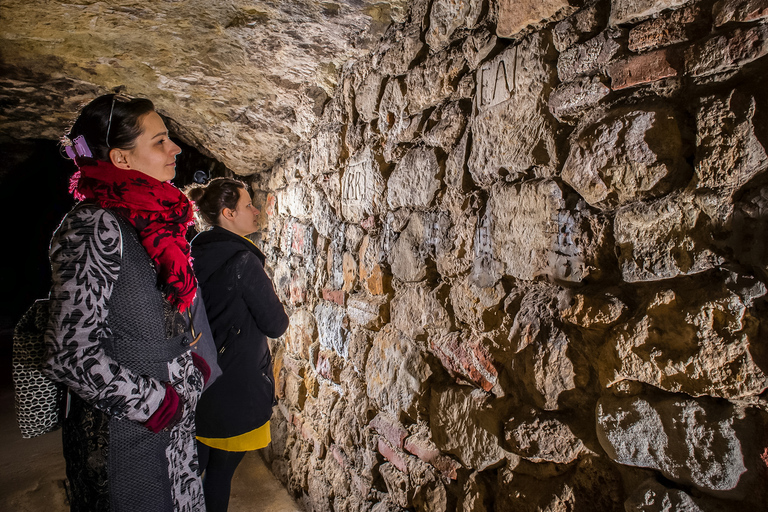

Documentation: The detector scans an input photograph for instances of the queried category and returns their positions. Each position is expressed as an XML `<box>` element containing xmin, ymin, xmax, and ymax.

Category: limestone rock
<box><xmin>0</xmin><ymin>0</ymin><xmax>407</xmax><ymax>174</ymax></box>
<box><xmin>376</xmin><ymin>23</ymin><xmax>425</xmax><ymax>76</ymax></box>
<box><xmin>469</xmin><ymin>33</ymin><xmax>559</xmax><ymax>186</ymax></box>
<box><xmin>310</xmin><ymin>127</ymin><xmax>345</xmax><ymax>176</ymax></box>
<box><xmin>341</xmin><ymin>146</ymin><xmax>387</xmax><ymax>223</ymax></box>
<box><xmin>552</xmin><ymin>2</ymin><xmax>608</xmax><ymax>52</ymax></box>
<box><xmin>390</xmin><ymin>283</ymin><xmax>452</xmax><ymax>340</ymax></box>
<box><xmin>505</xmin><ymin>414</ymin><xmax>586</xmax><ymax>464</ymax></box>
<box><xmin>548</xmin><ymin>75</ymin><xmax>611</xmax><ymax>123</ymax></box>
<box><xmin>519</xmin><ymin>327</ymin><xmax>579</xmax><ymax>410</ymax></box>
<box><xmin>596</xmin><ymin>393</ymin><xmax>750</xmax><ymax>495</ymax></box>
<box><xmin>285</xmin><ymin>309</ymin><xmax>318</xmax><ymax>359</ymax></box>
<box><xmin>378</xmin><ymin>77</ymin><xmax>411</xmax><ymax>141</ymax></box>
<box><xmin>487</xmin><ymin>179</ymin><xmax>604</xmax><ymax>283</ymax></box>
<box><xmin>496</xmin><ymin>0</ymin><xmax>574</xmax><ymax>39</ymax></box>
<box><xmin>625</xmin><ymin>479</ymin><xmax>732</xmax><ymax>512</ymax></box>
<box><xmin>422</xmin><ymin>101</ymin><xmax>469</xmax><ymax>151</ymax></box>
<box><xmin>685</xmin><ymin>24</ymin><xmax>768</xmax><ymax>78</ymax></box>
<box><xmin>355</xmin><ymin>70</ymin><xmax>385</xmax><ymax>122</ymax></box>
<box><xmin>365</xmin><ymin>324</ymin><xmax>433</xmax><ymax>421</ymax></box>
<box><xmin>425</xmin><ymin>0</ymin><xmax>483</xmax><ymax>51</ymax></box>
<box><xmin>315</xmin><ymin>301</ymin><xmax>349</xmax><ymax>359</ymax></box>
<box><xmin>448</xmin><ymin>276</ymin><xmax>506</xmax><ymax>332</ymax></box>
<box><xmin>279</xmin><ymin>181</ymin><xmax>314</xmax><ymax>220</ymax></box>
<box><xmin>387</xmin><ymin>147</ymin><xmax>442</xmax><ymax>210</ymax></box>
<box><xmin>406</xmin><ymin>46</ymin><xmax>467</xmax><ymax>113</ymax></box>
<box><xmin>694</xmin><ymin>90</ymin><xmax>768</xmax><ymax>218</ymax></box>
<box><xmin>462</xmin><ymin>29</ymin><xmax>499</xmax><ymax>70</ymax></box>
<box><xmin>561</xmin><ymin>292</ymin><xmax>627</xmax><ymax>329</ymax></box>
<box><xmin>347</xmin><ymin>293</ymin><xmax>390</xmax><ymax>331</ymax></box>
<box><xmin>557</xmin><ymin>28</ymin><xmax>624</xmax><ymax>83</ymax></box>
<box><xmin>628</xmin><ymin>3</ymin><xmax>708</xmax><ymax>53</ymax></box>
<box><xmin>601</xmin><ymin>276</ymin><xmax>768</xmax><ymax>399</ymax></box>
<box><xmin>713</xmin><ymin>0</ymin><xmax>768</xmax><ymax>26</ymax></box>
<box><xmin>610</xmin><ymin>0</ymin><xmax>693</xmax><ymax>26</ymax></box>
<box><xmin>562</xmin><ymin>107</ymin><xmax>686</xmax><ymax>209</ymax></box>
<box><xmin>430</xmin><ymin>385</ymin><xmax>506</xmax><ymax>470</ymax></box>
<box><xmin>614</xmin><ymin>192</ymin><xmax>722</xmax><ymax>282</ymax></box>
<box><xmin>435</xmin><ymin>188</ymin><xmax>476</xmax><ymax>278</ymax></box>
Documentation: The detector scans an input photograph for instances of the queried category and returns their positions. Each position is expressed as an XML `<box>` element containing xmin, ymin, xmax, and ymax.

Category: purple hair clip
<box><xmin>64</xmin><ymin>135</ymin><xmax>93</xmax><ymax>160</ymax></box>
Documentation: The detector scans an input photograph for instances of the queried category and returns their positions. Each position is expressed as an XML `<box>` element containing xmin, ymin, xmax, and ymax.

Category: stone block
<box><xmin>685</xmin><ymin>24</ymin><xmax>768</xmax><ymax>78</ymax></box>
<box><xmin>614</xmin><ymin>192</ymin><xmax>722</xmax><ymax>282</ymax></box>
<box><xmin>389</xmin><ymin>211</ymin><xmax>451</xmax><ymax>283</ymax></box>
<box><xmin>403</xmin><ymin>435</ymin><xmax>462</xmax><ymax>480</ymax></box>
<box><xmin>378</xmin><ymin>77</ymin><xmax>410</xmax><ymax>140</ymax></box>
<box><xmin>469</xmin><ymin>33</ymin><xmax>559</xmax><ymax>186</ymax></box>
<box><xmin>504</xmin><ymin>414</ymin><xmax>585</xmax><ymax>463</ymax></box>
<box><xmin>285</xmin><ymin>309</ymin><xmax>316</xmax><ymax>359</ymax></box>
<box><xmin>562</xmin><ymin>107</ymin><xmax>686</xmax><ymax>209</ymax></box>
<box><xmin>354</xmin><ymin>70</ymin><xmax>384</xmax><ymax>122</ymax></box>
<box><xmin>342</xmin><ymin>251</ymin><xmax>357</xmax><ymax>292</ymax></box>
<box><xmin>406</xmin><ymin>46</ymin><xmax>466</xmax><ymax>113</ymax></box>
<box><xmin>430</xmin><ymin>385</ymin><xmax>506</xmax><ymax>470</ymax></box>
<box><xmin>387</xmin><ymin>147</ymin><xmax>442</xmax><ymax>210</ymax></box>
<box><xmin>462</xmin><ymin>29</ymin><xmax>498</xmax><ymax>70</ymax></box>
<box><xmin>430</xmin><ymin>331</ymin><xmax>499</xmax><ymax>392</ymax></box>
<box><xmin>370</xmin><ymin>413</ymin><xmax>409</xmax><ymax>449</ymax></box>
<box><xmin>625</xmin><ymin>479</ymin><xmax>734</xmax><ymax>512</ymax></box>
<box><xmin>609</xmin><ymin>0</ymin><xmax>692</xmax><ymax>25</ymax></box>
<box><xmin>548</xmin><ymin>75</ymin><xmax>610</xmax><ymax>123</ymax></box>
<box><xmin>365</xmin><ymin>325</ymin><xmax>433</xmax><ymax>421</ymax></box>
<box><xmin>487</xmin><ymin>179</ymin><xmax>604</xmax><ymax>282</ymax></box>
<box><xmin>341</xmin><ymin>147</ymin><xmax>386</xmax><ymax>223</ymax></box>
<box><xmin>714</xmin><ymin>0</ymin><xmax>768</xmax><ymax>26</ymax></box>
<box><xmin>694</xmin><ymin>90</ymin><xmax>768</xmax><ymax>207</ymax></box>
<box><xmin>519</xmin><ymin>327</ymin><xmax>579</xmax><ymax>410</ymax></box>
<box><xmin>557</xmin><ymin>28</ymin><xmax>624</xmax><ymax>83</ymax></box>
<box><xmin>448</xmin><ymin>275</ymin><xmax>506</xmax><ymax>332</ymax></box>
<box><xmin>284</xmin><ymin>371</ymin><xmax>307</xmax><ymax>409</ymax></box>
<box><xmin>390</xmin><ymin>283</ymin><xmax>452</xmax><ymax>341</ymax></box>
<box><xmin>377</xmin><ymin>23</ymin><xmax>425</xmax><ymax>76</ymax></box>
<box><xmin>561</xmin><ymin>292</ymin><xmax>627</xmax><ymax>328</ymax></box>
<box><xmin>608</xmin><ymin>47</ymin><xmax>683</xmax><ymax>89</ymax></box>
<box><xmin>596</xmin><ymin>393</ymin><xmax>758</xmax><ymax>496</ymax></box>
<box><xmin>379</xmin><ymin>458</ymin><xmax>410</xmax><ymax>505</ymax></box>
<box><xmin>322</xmin><ymin>288</ymin><xmax>346</xmax><ymax>307</ymax></box>
<box><xmin>601</xmin><ymin>276</ymin><xmax>768</xmax><ymax>398</ymax></box>
<box><xmin>347</xmin><ymin>293</ymin><xmax>389</xmax><ymax>331</ymax></box>
<box><xmin>422</xmin><ymin>101</ymin><xmax>468</xmax><ymax>151</ymax></box>
<box><xmin>552</xmin><ymin>2</ymin><xmax>607</xmax><ymax>52</ymax></box>
<box><xmin>435</xmin><ymin>188</ymin><xmax>475</xmax><ymax>278</ymax></box>
<box><xmin>426</xmin><ymin>0</ymin><xmax>484</xmax><ymax>50</ymax></box>
<box><xmin>496</xmin><ymin>0</ymin><xmax>574</xmax><ymax>39</ymax></box>
<box><xmin>314</xmin><ymin>301</ymin><xmax>349</xmax><ymax>359</ymax></box>
<box><xmin>628</xmin><ymin>3</ymin><xmax>708</xmax><ymax>52</ymax></box>
<box><xmin>310</xmin><ymin>126</ymin><xmax>344</xmax><ymax>176</ymax></box>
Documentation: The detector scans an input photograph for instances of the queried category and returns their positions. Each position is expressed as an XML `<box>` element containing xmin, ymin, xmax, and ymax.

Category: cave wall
<box><xmin>249</xmin><ymin>0</ymin><xmax>768</xmax><ymax>510</ymax></box>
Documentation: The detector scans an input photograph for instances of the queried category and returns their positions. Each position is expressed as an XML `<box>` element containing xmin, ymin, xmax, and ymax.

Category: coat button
<box><xmin>181</xmin><ymin>336</ymin><xmax>189</xmax><ymax>346</ymax></box>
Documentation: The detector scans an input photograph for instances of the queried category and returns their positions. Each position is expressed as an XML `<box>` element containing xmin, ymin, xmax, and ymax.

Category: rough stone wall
<box><xmin>250</xmin><ymin>0</ymin><xmax>768</xmax><ymax>510</ymax></box>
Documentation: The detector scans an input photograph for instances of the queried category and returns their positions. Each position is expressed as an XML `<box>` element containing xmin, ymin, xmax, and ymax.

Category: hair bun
<box><xmin>187</xmin><ymin>185</ymin><xmax>206</xmax><ymax>203</ymax></box>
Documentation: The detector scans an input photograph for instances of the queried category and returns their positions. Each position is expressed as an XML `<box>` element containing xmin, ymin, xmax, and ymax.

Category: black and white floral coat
<box><xmin>44</xmin><ymin>203</ymin><xmax>206</xmax><ymax>512</ymax></box>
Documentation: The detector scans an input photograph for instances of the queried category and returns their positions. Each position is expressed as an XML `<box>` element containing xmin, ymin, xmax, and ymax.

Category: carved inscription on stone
<box><xmin>341</xmin><ymin>147</ymin><xmax>385</xmax><ymax>223</ymax></box>
<box><xmin>469</xmin><ymin>33</ymin><xmax>558</xmax><ymax>185</ymax></box>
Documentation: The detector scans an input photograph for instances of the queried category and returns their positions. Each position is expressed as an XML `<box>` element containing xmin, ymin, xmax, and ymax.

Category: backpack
<box><xmin>12</xmin><ymin>298</ymin><xmax>65</xmax><ymax>438</ymax></box>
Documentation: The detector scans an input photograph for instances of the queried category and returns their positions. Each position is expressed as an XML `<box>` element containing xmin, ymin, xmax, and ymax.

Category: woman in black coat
<box><xmin>188</xmin><ymin>178</ymin><xmax>289</xmax><ymax>512</ymax></box>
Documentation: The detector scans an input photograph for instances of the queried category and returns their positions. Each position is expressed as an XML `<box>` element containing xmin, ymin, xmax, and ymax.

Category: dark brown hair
<box><xmin>187</xmin><ymin>178</ymin><xmax>247</xmax><ymax>228</ymax></box>
<box><xmin>65</xmin><ymin>94</ymin><xmax>156</xmax><ymax>163</ymax></box>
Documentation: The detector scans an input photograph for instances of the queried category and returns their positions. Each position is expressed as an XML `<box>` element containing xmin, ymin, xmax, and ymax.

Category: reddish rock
<box><xmin>430</xmin><ymin>332</ymin><xmax>498</xmax><ymax>392</ymax></box>
<box><xmin>265</xmin><ymin>192</ymin><xmax>277</xmax><ymax>218</ymax></box>
<box><xmin>370</xmin><ymin>413</ymin><xmax>409</xmax><ymax>449</ymax></box>
<box><xmin>403</xmin><ymin>435</ymin><xmax>462</xmax><ymax>480</ymax></box>
<box><xmin>686</xmin><ymin>24</ymin><xmax>768</xmax><ymax>77</ymax></box>
<box><xmin>628</xmin><ymin>3</ymin><xmax>707</xmax><ymax>52</ymax></box>
<box><xmin>377</xmin><ymin>438</ymin><xmax>410</xmax><ymax>474</ymax></box>
<box><xmin>322</xmin><ymin>288</ymin><xmax>346</xmax><ymax>307</ymax></box>
<box><xmin>714</xmin><ymin>0</ymin><xmax>768</xmax><ymax>26</ymax></box>
<box><xmin>608</xmin><ymin>47</ymin><xmax>683</xmax><ymax>89</ymax></box>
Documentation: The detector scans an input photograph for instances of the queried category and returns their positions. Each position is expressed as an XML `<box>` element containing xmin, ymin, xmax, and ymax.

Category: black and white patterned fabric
<box><xmin>45</xmin><ymin>204</ymin><xmax>204</xmax><ymax>511</ymax></box>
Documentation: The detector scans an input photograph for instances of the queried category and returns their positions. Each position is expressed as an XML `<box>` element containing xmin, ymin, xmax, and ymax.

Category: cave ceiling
<box><xmin>0</xmin><ymin>0</ymin><xmax>406</xmax><ymax>175</ymax></box>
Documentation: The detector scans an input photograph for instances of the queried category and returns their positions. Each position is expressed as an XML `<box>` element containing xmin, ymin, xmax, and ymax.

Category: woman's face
<box><xmin>224</xmin><ymin>187</ymin><xmax>260</xmax><ymax>237</ymax></box>
<box><xmin>120</xmin><ymin>111</ymin><xmax>181</xmax><ymax>182</ymax></box>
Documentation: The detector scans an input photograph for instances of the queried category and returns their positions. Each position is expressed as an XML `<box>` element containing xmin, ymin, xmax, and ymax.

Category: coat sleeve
<box><xmin>43</xmin><ymin>206</ymin><xmax>166</xmax><ymax>422</ymax></box>
<box><xmin>236</xmin><ymin>251</ymin><xmax>289</xmax><ymax>339</ymax></box>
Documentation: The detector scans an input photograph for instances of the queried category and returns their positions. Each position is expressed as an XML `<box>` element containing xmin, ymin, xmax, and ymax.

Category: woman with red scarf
<box><xmin>44</xmin><ymin>94</ymin><xmax>210</xmax><ymax>511</ymax></box>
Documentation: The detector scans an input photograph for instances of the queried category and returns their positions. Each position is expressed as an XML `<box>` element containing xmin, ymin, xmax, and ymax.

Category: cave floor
<box><xmin>0</xmin><ymin>332</ymin><xmax>302</xmax><ymax>512</ymax></box>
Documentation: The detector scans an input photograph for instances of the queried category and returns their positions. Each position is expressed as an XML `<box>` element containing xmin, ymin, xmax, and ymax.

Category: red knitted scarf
<box><xmin>70</xmin><ymin>160</ymin><xmax>197</xmax><ymax>310</ymax></box>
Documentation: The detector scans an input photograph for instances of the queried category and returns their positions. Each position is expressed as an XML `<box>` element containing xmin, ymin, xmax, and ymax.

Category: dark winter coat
<box><xmin>191</xmin><ymin>226</ymin><xmax>289</xmax><ymax>439</ymax></box>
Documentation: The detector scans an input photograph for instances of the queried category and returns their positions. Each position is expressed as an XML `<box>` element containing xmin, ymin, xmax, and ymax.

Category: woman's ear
<box><xmin>220</xmin><ymin>207</ymin><xmax>235</xmax><ymax>221</ymax></box>
<box><xmin>109</xmin><ymin>148</ymin><xmax>131</xmax><ymax>170</ymax></box>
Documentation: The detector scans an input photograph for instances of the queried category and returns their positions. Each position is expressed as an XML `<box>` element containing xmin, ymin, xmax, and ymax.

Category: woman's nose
<box><xmin>171</xmin><ymin>141</ymin><xmax>181</xmax><ymax>156</ymax></box>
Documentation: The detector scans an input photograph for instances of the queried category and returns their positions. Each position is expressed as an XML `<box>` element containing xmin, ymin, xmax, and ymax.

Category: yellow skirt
<box><xmin>197</xmin><ymin>421</ymin><xmax>271</xmax><ymax>452</ymax></box>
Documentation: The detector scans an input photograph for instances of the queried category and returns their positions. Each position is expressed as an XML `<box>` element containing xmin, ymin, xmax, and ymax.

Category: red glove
<box><xmin>144</xmin><ymin>384</ymin><xmax>183</xmax><ymax>433</ymax></box>
<box><xmin>191</xmin><ymin>352</ymin><xmax>211</xmax><ymax>385</ymax></box>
